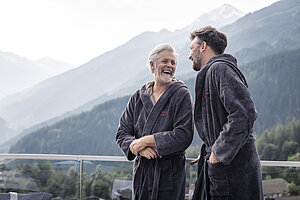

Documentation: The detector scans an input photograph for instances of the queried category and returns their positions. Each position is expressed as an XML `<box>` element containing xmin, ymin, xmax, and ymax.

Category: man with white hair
<box><xmin>116</xmin><ymin>43</ymin><xmax>193</xmax><ymax>200</ymax></box>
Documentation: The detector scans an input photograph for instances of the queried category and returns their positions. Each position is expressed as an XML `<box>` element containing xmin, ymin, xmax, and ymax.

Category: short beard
<box><xmin>192</xmin><ymin>48</ymin><xmax>203</xmax><ymax>71</ymax></box>
<box><xmin>192</xmin><ymin>60</ymin><xmax>201</xmax><ymax>71</ymax></box>
<box><xmin>159</xmin><ymin>76</ymin><xmax>173</xmax><ymax>83</ymax></box>
<box><xmin>154</xmin><ymin>64</ymin><xmax>174</xmax><ymax>84</ymax></box>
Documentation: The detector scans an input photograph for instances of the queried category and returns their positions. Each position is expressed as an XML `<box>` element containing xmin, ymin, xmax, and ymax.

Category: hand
<box><xmin>139</xmin><ymin>147</ymin><xmax>158</xmax><ymax>159</ymax></box>
<box><xmin>129</xmin><ymin>138</ymin><xmax>146</xmax><ymax>155</ymax></box>
<box><xmin>209</xmin><ymin>152</ymin><xmax>220</xmax><ymax>163</ymax></box>
<box><xmin>129</xmin><ymin>140</ymin><xmax>140</xmax><ymax>156</ymax></box>
<box><xmin>130</xmin><ymin>135</ymin><xmax>155</xmax><ymax>155</ymax></box>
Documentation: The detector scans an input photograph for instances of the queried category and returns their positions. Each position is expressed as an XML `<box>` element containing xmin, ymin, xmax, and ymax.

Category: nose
<box><xmin>189</xmin><ymin>55</ymin><xmax>193</xmax><ymax>61</ymax></box>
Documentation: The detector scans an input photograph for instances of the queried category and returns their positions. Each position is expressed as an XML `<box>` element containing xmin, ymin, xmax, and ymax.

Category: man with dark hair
<box><xmin>189</xmin><ymin>26</ymin><xmax>263</xmax><ymax>200</ymax></box>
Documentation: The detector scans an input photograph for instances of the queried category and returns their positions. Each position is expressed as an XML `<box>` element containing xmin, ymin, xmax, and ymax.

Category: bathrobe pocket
<box><xmin>208</xmin><ymin>161</ymin><xmax>229</xmax><ymax>197</ymax></box>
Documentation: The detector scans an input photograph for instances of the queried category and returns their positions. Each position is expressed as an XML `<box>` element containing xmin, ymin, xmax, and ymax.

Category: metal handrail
<box><xmin>1</xmin><ymin>153</ymin><xmax>300</xmax><ymax>167</ymax></box>
<box><xmin>0</xmin><ymin>153</ymin><xmax>128</xmax><ymax>162</ymax></box>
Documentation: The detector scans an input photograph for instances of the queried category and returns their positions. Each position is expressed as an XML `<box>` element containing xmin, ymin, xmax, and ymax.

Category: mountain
<box><xmin>0</xmin><ymin>51</ymin><xmax>75</xmax><ymax>100</ymax></box>
<box><xmin>0</xmin><ymin>4</ymin><xmax>244</xmax><ymax>132</ymax></box>
<box><xmin>222</xmin><ymin>0</ymin><xmax>300</xmax><ymax>54</ymax></box>
<box><xmin>184</xmin><ymin>4</ymin><xmax>244</xmax><ymax>32</ymax></box>
<box><xmin>0</xmin><ymin>51</ymin><xmax>49</xmax><ymax>100</ymax></box>
<box><xmin>9</xmin><ymin>48</ymin><xmax>300</xmax><ymax>154</ymax></box>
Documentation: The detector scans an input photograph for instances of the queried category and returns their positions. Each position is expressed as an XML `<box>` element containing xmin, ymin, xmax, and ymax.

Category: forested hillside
<box><xmin>9</xmin><ymin>96</ymin><xmax>130</xmax><ymax>155</ymax></box>
<box><xmin>256</xmin><ymin>119</ymin><xmax>300</xmax><ymax>161</ymax></box>
<box><xmin>241</xmin><ymin>48</ymin><xmax>300</xmax><ymax>133</ymax></box>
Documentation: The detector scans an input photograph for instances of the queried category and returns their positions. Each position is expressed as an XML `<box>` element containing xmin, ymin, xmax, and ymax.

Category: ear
<box><xmin>150</xmin><ymin>61</ymin><xmax>155</xmax><ymax>71</ymax></box>
<box><xmin>200</xmin><ymin>41</ymin><xmax>207</xmax><ymax>52</ymax></box>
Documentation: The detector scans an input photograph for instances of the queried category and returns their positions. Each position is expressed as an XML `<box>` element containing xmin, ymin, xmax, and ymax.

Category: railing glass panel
<box><xmin>0</xmin><ymin>158</ymin><xmax>80</xmax><ymax>199</ymax></box>
<box><xmin>81</xmin><ymin>160</ymin><xmax>132</xmax><ymax>200</ymax></box>
<box><xmin>0</xmin><ymin>154</ymin><xmax>299</xmax><ymax>200</ymax></box>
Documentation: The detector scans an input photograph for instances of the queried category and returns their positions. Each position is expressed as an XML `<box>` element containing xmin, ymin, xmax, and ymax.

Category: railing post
<box><xmin>79</xmin><ymin>159</ymin><xmax>83</xmax><ymax>200</ymax></box>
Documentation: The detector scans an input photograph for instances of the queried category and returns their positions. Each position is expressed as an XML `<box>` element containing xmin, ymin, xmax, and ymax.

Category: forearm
<box><xmin>212</xmin><ymin>116</ymin><xmax>251</xmax><ymax>165</ymax></box>
<box><xmin>116</xmin><ymin>126</ymin><xmax>136</xmax><ymax>160</ymax></box>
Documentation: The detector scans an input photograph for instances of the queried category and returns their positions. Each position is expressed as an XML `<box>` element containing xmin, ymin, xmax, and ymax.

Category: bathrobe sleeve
<box><xmin>211</xmin><ymin>64</ymin><xmax>257</xmax><ymax>165</ymax></box>
<box><xmin>153</xmin><ymin>88</ymin><xmax>193</xmax><ymax>156</ymax></box>
<box><xmin>116</xmin><ymin>94</ymin><xmax>137</xmax><ymax>161</ymax></box>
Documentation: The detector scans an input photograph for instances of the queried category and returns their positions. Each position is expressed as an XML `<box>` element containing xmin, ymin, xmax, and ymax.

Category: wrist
<box><xmin>143</xmin><ymin>135</ymin><xmax>154</xmax><ymax>146</ymax></box>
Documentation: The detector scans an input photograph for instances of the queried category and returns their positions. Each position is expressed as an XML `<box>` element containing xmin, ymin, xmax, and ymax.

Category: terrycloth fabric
<box><xmin>193</xmin><ymin>54</ymin><xmax>263</xmax><ymax>200</ymax></box>
<box><xmin>116</xmin><ymin>80</ymin><xmax>193</xmax><ymax>200</ymax></box>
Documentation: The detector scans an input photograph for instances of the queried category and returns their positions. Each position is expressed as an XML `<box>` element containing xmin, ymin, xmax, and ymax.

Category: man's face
<box><xmin>153</xmin><ymin>50</ymin><xmax>176</xmax><ymax>84</ymax></box>
<box><xmin>189</xmin><ymin>38</ymin><xmax>203</xmax><ymax>71</ymax></box>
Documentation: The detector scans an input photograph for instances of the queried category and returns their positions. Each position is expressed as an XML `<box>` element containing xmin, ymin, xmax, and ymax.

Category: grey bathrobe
<box><xmin>116</xmin><ymin>81</ymin><xmax>193</xmax><ymax>200</ymax></box>
<box><xmin>193</xmin><ymin>54</ymin><xmax>263</xmax><ymax>200</ymax></box>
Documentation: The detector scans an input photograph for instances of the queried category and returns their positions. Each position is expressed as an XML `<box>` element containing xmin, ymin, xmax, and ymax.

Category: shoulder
<box><xmin>209</xmin><ymin>62</ymin><xmax>239</xmax><ymax>83</ymax></box>
<box><xmin>173</xmin><ymin>80</ymin><xmax>190</xmax><ymax>95</ymax></box>
<box><xmin>207</xmin><ymin>54</ymin><xmax>239</xmax><ymax>77</ymax></box>
<box><xmin>128</xmin><ymin>85</ymin><xmax>144</xmax><ymax>105</ymax></box>
<box><xmin>172</xmin><ymin>81</ymin><xmax>192</xmax><ymax>103</ymax></box>
<box><xmin>208</xmin><ymin>61</ymin><xmax>229</xmax><ymax>75</ymax></box>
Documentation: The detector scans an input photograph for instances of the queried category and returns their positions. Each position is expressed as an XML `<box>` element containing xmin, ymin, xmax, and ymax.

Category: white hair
<box><xmin>147</xmin><ymin>43</ymin><xmax>178</xmax><ymax>74</ymax></box>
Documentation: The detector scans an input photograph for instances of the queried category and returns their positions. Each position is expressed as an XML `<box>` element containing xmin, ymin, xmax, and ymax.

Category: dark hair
<box><xmin>190</xmin><ymin>26</ymin><xmax>227</xmax><ymax>54</ymax></box>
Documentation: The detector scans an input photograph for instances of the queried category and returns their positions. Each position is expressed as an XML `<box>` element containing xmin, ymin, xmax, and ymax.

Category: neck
<box><xmin>202</xmin><ymin>52</ymin><xmax>218</xmax><ymax>67</ymax></box>
<box><xmin>153</xmin><ymin>80</ymin><xmax>171</xmax><ymax>95</ymax></box>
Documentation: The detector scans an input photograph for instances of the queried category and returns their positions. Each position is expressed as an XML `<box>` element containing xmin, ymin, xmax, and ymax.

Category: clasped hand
<box><xmin>130</xmin><ymin>135</ymin><xmax>158</xmax><ymax>159</ymax></box>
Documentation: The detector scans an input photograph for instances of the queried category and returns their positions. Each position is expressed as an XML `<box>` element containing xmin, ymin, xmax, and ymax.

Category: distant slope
<box><xmin>0</xmin><ymin>51</ymin><xmax>74</xmax><ymax>100</ymax></box>
<box><xmin>0</xmin><ymin>117</ymin><xmax>14</xmax><ymax>146</ymax></box>
<box><xmin>0</xmin><ymin>51</ymin><xmax>50</xmax><ymax>100</ymax></box>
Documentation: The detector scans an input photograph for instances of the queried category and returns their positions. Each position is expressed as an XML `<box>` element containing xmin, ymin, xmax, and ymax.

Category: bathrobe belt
<box><xmin>192</xmin><ymin>143</ymin><xmax>211</xmax><ymax>200</ymax></box>
<box><xmin>150</xmin><ymin>152</ymin><xmax>184</xmax><ymax>200</ymax></box>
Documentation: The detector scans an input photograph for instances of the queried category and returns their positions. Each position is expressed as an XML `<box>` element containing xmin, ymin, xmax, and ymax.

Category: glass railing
<box><xmin>0</xmin><ymin>154</ymin><xmax>299</xmax><ymax>200</ymax></box>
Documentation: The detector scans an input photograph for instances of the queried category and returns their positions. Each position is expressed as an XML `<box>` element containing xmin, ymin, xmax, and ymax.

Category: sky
<box><xmin>0</xmin><ymin>0</ymin><xmax>279</xmax><ymax>66</ymax></box>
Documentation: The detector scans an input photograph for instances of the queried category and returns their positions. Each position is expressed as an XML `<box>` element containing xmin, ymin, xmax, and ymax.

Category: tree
<box><xmin>288</xmin><ymin>152</ymin><xmax>300</xmax><ymax>161</ymax></box>
<box><xmin>32</xmin><ymin>162</ymin><xmax>53</xmax><ymax>188</ymax></box>
<box><xmin>287</xmin><ymin>182</ymin><xmax>300</xmax><ymax>196</ymax></box>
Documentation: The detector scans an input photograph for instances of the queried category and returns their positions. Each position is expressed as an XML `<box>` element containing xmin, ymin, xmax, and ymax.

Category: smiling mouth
<box><xmin>162</xmin><ymin>69</ymin><xmax>172</xmax><ymax>75</ymax></box>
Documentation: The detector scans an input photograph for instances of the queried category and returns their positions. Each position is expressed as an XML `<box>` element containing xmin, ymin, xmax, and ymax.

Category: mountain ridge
<box><xmin>0</xmin><ymin>50</ymin><xmax>75</xmax><ymax>101</ymax></box>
